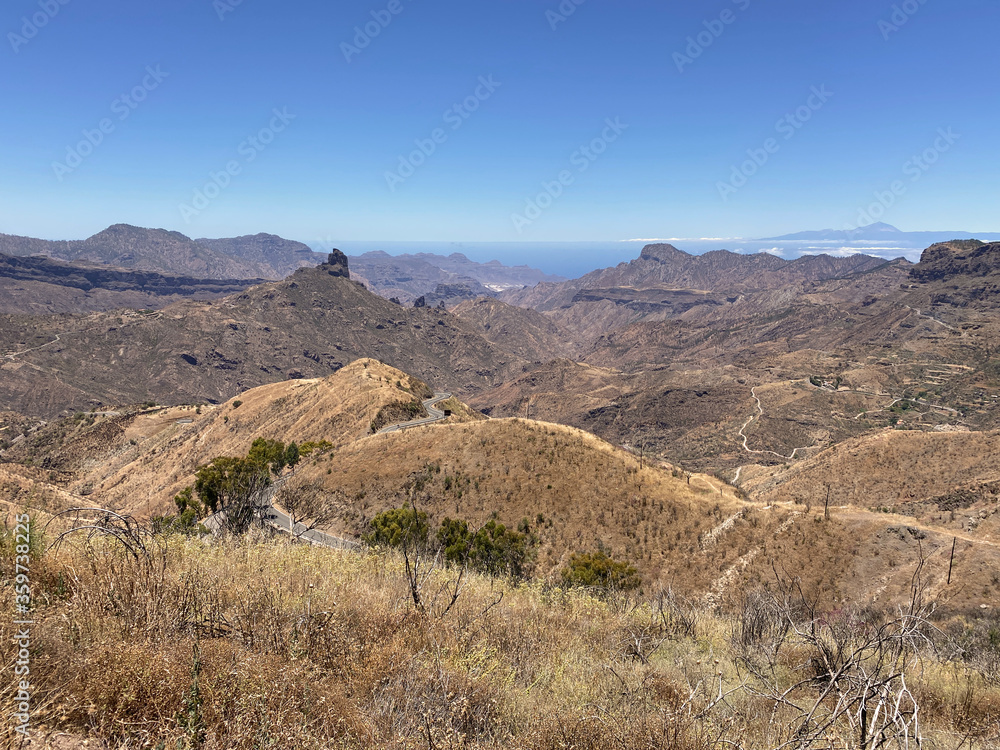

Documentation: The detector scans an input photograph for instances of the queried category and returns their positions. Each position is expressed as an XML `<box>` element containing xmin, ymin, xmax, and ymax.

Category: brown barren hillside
<box><xmin>0</xmin><ymin>360</ymin><xmax>456</xmax><ymax>517</ymax></box>
<box><xmin>450</xmin><ymin>297</ymin><xmax>578</xmax><ymax>361</ymax></box>
<box><xmin>0</xmin><ymin>259</ymin><xmax>526</xmax><ymax>418</ymax></box>
<box><xmin>740</xmin><ymin>428</ymin><xmax>1000</xmax><ymax>538</ymax></box>
<box><xmin>2</xmin><ymin>360</ymin><xmax>998</xmax><ymax>614</ymax></box>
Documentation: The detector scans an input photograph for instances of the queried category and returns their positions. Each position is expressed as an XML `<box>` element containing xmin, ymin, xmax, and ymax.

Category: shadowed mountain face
<box><xmin>0</xmin><ymin>252</ymin><xmax>263</xmax><ymax>314</ymax></box>
<box><xmin>0</xmin><ymin>258</ymin><xmax>527</xmax><ymax>418</ymax></box>
<box><xmin>908</xmin><ymin>241</ymin><xmax>1000</xmax><ymax>295</ymax></box>
<box><xmin>0</xmin><ymin>225</ymin><xmax>321</xmax><ymax>281</ymax></box>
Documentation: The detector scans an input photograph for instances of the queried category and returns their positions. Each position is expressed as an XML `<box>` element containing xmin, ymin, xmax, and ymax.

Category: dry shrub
<box><xmin>10</xmin><ymin>531</ymin><xmax>1000</xmax><ymax>749</ymax></box>
<box><xmin>910</xmin><ymin>672</ymin><xmax>1000</xmax><ymax>742</ymax></box>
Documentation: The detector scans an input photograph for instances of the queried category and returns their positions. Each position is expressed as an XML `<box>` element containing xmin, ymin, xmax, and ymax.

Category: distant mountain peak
<box><xmin>638</xmin><ymin>243</ymin><xmax>690</xmax><ymax>262</ymax></box>
<box><xmin>863</xmin><ymin>222</ymin><xmax>901</xmax><ymax>233</ymax></box>
<box><xmin>89</xmin><ymin>224</ymin><xmax>189</xmax><ymax>241</ymax></box>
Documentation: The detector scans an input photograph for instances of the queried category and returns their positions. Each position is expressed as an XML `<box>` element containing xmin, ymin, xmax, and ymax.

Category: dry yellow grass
<box><xmin>3</xmin><ymin>534</ymin><xmax>998</xmax><ymax>749</ymax></box>
<box><xmin>742</xmin><ymin>429</ymin><xmax>1000</xmax><ymax>516</ymax></box>
<box><xmin>4</xmin><ymin>362</ymin><xmax>998</xmax><ymax>616</ymax></box>
<box><xmin>72</xmin><ymin>359</ymin><xmax>436</xmax><ymax>517</ymax></box>
<box><xmin>297</xmin><ymin>416</ymin><xmax>741</xmax><ymax>587</ymax></box>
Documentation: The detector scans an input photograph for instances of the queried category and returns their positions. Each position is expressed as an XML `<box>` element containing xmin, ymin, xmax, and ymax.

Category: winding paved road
<box><xmin>377</xmin><ymin>392</ymin><xmax>451</xmax><ymax>434</ymax></box>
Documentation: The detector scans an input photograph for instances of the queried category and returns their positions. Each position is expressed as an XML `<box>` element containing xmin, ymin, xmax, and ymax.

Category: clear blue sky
<box><xmin>1</xmin><ymin>0</ymin><xmax>997</xmax><ymax>245</ymax></box>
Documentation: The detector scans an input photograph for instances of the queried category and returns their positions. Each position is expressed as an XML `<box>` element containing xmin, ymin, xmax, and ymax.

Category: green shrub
<box><xmin>561</xmin><ymin>550</ymin><xmax>641</xmax><ymax>592</ymax></box>
<box><xmin>152</xmin><ymin>488</ymin><xmax>209</xmax><ymax>537</ymax></box>
<box><xmin>436</xmin><ymin>517</ymin><xmax>534</xmax><ymax>579</ymax></box>
<box><xmin>363</xmin><ymin>507</ymin><xmax>430</xmax><ymax>549</ymax></box>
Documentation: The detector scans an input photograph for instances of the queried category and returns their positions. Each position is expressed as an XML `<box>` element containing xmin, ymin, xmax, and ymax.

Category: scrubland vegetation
<box><xmin>3</xmin><ymin>520</ymin><xmax>999</xmax><ymax>750</ymax></box>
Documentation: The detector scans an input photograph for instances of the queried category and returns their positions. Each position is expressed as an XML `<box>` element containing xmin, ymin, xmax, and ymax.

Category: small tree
<box><xmin>284</xmin><ymin>441</ymin><xmax>300</xmax><ymax>469</ymax></box>
<box><xmin>193</xmin><ymin>456</ymin><xmax>272</xmax><ymax>534</ymax></box>
<box><xmin>437</xmin><ymin>517</ymin><xmax>535</xmax><ymax>579</ymax></box>
<box><xmin>152</xmin><ymin>487</ymin><xmax>208</xmax><ymax>536</ymax></box>
<box><xmin>364</xmin><ymin>506</ymin><xmax>430</xmax><ymax>549</ymax></box>
<box><xmin>276</xmin><ymin>476</ymin><xmax>340</xmax><ymax>538</ymax></box>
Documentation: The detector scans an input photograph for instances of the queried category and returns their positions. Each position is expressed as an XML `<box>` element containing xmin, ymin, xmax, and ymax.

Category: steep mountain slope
<box><xmin>905</xmin><ymin>240</ymin><xmax>1000</xmax><ymax>308</ymax></box>
<box><xmin>0</xmin><ymin>258</ymin><xmax>527</xmax><ymax>418</ymax></box>
<box><xmin>450</xmin><ymin>297</ymin><xmax>578</xmax><ymax>361</ymax></box>
<box><xmin>25</xmin><ymin>360</ymin><xmax>448</xmax><ymax>515</ymax></box>
<box><xmin>0</xmin><ymin>252</ymin><xmax>261</xmax><ymax>314</ymax></box>
<box><xmin>467</xmin><ymin>359</ymin><xmax>754</xmax><ymax>471</ymax></box>
<box><xmin>504</xmin><ymin>243</ymin><xmax>891</xmax><ymax>310</ymax></box>
<box><xmin>499</xmin><ymin>244</ymin><xmax>899</xmax><ymax>342</ymax></box>
<box><xmin>470</xmin><ymin>244</ymin><xmax>1000</xmax><ymax>472</ymax></box>
<box><xmin>196</xmin><ymin>233</ymin><xmax>323</xmax><ymax>277</ymax></box>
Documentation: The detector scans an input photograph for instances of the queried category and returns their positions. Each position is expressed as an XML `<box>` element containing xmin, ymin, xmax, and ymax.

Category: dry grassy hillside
<box><xmin>102</xmin><ymin>360</ymin><xmax>448</xmax><ymax>517</ymax></box>
<box><xmin>6</xmin><ymin>535</ymin><xmax>999</xmax><ymax>749</ymax></box>
<box><xmin>740</xmin><ymin>429</ymin><xmax>1000</xmax><ymax>534</ymax></box>
<box><xmin>274</xmin><ymin>416</ymin><xmax>1000</xmax><ymax>612</ymax></box>
<box><xmin>0</xmin><ymin>360</ymin><xmax>450</xmax><ymax>518</ymax></box>
<box><xmin>3</xmin><ymin>361</ymin><xmax>998</xmax><ymax>616</ymax></box>
<box><xmin>290</xmin><ymin>417</ymin><xmax>747</xmax><ymax>589</ymax></box>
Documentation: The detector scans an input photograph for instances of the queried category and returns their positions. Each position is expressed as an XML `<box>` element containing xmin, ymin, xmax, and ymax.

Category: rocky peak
<box><xmin>324</xmin><ymin>248</ymin><xmax>350</xmax><ymax>278</ymax></box>
<box><xmin>638</xmin><ymin>243</ymin><xmax>690</xmax><ymax>263</ymax></box>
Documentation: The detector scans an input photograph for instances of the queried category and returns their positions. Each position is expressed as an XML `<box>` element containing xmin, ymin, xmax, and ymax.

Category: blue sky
<box><xmin>1</xmin><ymin>0</ymin><xmax>997</xmax><ymax>247</ymax></box>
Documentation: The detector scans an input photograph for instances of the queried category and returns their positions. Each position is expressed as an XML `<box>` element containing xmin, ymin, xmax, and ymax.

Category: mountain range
<box><xmin>0</xmin><ymin>224</ymin><xmax>318</xmax><ymax>280</ymax></box>
<box><xmin>347</xmin><ymin>250</ymin><xmax>566</xmax><ymax>305</ymax></box>
<box><xmin>0</xmin><ymin>225</ymin><xmax>567</xmax><ymax>307</ymax></box>
<box><xmin>761</xmin><ymin>221</ymin><xmax>1000</xmax><ymax>245</ymax></box>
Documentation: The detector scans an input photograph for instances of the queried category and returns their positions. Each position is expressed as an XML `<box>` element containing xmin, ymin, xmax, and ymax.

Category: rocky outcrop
<box><xmin>324</xmin><ymin>249</ymin><xmax>350</xmax><ymax>278</ymax></box>
<box><xmin>910</xmin><ymin>241</ymin><xmax>995</xmax><ymax>282</ymax></box>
